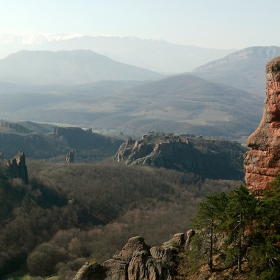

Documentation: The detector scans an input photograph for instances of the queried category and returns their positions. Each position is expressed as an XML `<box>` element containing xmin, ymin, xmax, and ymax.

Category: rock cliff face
<box><xmin>73</xmin><ymin>233</ymin><xmax>192</xmax><ymax>280</ymax></box>
<box><xmin>244</xmin><ymin>56</ymin><xmax>280</xmax><ymax>193</ymax></box>
<box><xmin>6</xmin><ymin>150</ymin><xmax>29</xmax><ymax>184</ymax></box>
<box><xmin>115</xmin><ymin>132</ymin><xmax>246</xmax><ymax>180</ymax></box>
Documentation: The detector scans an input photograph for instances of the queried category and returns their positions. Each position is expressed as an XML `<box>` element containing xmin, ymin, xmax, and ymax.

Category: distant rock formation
<box><xmin>65</xmin><ymin>149</ymin><xmax>75</xmax><ymax>163</ymax></box>
<box><xmin>73</xmin><ymin>233</ymin><xmax>189</xmax><ymax>280</ymax></box>
<box><xmin>244</xmin><ymin>56</ymin><xmax>280</xmax><ymax>193</ymax></box>
<box><xmin>0</xmin><ymin>125</ymin><xmax>123</xmax><ymax>162</ymax></box>
<box><xmin>0</xmin><ymin>121</ymin><xmax>32</xmax><ymax>133</ymax></box>
<box><xmin>114</xmin><ymin>132</ymin><xmax>246</xmax><ymax>180</ymax></box>
<box><xmin>54</xmin><ymin>126</ymin><xmax>93</xmax><ymax>138</ymax></box>
<box><xmin>6</xmin><ymin>150</ymin><xmax>28</xmax><ymax>184</ymax></box>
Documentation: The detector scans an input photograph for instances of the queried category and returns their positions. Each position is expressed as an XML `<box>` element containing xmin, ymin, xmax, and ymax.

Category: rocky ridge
<box><xmin>244</xmin><ymin>56</ymin><xmax>280</xmax><ymax>192</ymax></box>
<box><xmin>0</xmin><ymin>124</ymin><xmax>123</xmax><ymax>161</ymax></box>
<box><xmin>73</xmin><ymin>232</ymin><xmax>194</xmax><ymax>280</ymax></box>
<box><xmin>193</xmin><ymin>46</ymin><xmax>280</xmax><ymax>72</ymax></box>
<box><xmin>114</xmin><ymin>132</ymin><xmax>246</xmax><ymax>180</ymax></box>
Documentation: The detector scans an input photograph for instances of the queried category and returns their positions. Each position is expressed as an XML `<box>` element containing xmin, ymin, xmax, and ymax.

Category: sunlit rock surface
<box><xmin>72</xmin><ymin>234</ymin><xmax>188</xmax><ymax>280</ymax></box>
<box><xmin>245</xmin><ymin>56</ymin><xmax>280</xmax><ymax>193</ymax></box>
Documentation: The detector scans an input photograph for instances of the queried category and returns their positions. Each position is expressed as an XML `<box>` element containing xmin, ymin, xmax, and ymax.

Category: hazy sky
<box><xmin>0</xmin><ymin>0</ymin><xmax>279</xmax><ymax>49</ymax></box>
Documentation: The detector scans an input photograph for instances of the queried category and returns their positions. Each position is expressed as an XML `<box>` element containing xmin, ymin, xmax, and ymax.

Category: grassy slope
<box><xmin>193</xmin><ymin>58</ymin><xmax>267</xmax><ymax>97</ymax></box>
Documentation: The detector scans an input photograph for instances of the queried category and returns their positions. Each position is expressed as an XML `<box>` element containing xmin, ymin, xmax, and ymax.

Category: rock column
<box><xmin>244</xmin><ymin>56</ymin><xmax>280</xmax><ymax>193</ymax></box>
<box><xmin>7</xmin><ymin>150</ymin><xmax>29</xmax><ymax>184</ymax></box>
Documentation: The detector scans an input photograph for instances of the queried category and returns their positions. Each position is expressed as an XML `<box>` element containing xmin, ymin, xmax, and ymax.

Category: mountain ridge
<box><xmin>192</xmin><ymin>46</ymin><xmax>280</xmax><ymax>96</ymax></box>
<box><xmin>193</xmin><ymin>46</ymin><xmax>280</xmax><ymax>71</ymax></box>
<box><xmin>0</xmin><ymin>34</ymin><xmax>236</xmax><ymax>72</ymax></box>
<box><xmin>0</xmin><ymin>50</ymin><xmax>162</xmax><ymax>85</ymax></box>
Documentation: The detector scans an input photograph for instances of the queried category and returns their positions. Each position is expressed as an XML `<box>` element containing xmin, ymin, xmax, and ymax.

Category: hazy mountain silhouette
<box><xmin>0</xmin><ymin>50</ymin><xmax>162</xmax><ymax>85</ymax></box>
<box><xmin>0</xmin><ymin>35</ymin><xmax>236</xmax><ymax>73</ymax></box>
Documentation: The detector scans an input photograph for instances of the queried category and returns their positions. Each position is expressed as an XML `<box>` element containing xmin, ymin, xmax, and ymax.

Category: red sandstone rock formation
<box><xmin>244</xmin><ymin>56</ymin><xmax>280</xmax><ymax>193</ymax></box>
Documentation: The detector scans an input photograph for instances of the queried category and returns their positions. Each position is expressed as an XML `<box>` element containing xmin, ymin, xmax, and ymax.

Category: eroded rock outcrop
<box><xmin>244</xmin><ymin>56</ymin><xmax>280</xmax><ymax>193</ymax></box>
<box><xmin>73</xmin><ymin>234</ymin><xmax>188</xmax><ymax>280</ymax></box>
<box><xmin>6</xmin><ymin>150</ymin><xmax>29</xmax><ymax>184</ymax></box>
<box><xmin>66</xmin><ymin>149</ymin><xmax>75</xmax><ymax>163</ymax></box>
<box><xmin>115</xmin><ymin>132</ymin><xmax>246</xmax><ymax>180</ymax></box>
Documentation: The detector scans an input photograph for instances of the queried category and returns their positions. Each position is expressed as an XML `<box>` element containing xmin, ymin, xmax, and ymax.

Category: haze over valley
<box><xmin>0</xmin><ymin>43</ymin><xmax>271</xmax><ymax>140</ymax></box>
<box><xmin>0</xmin><ymin>34</ymin><xmax>236</xmax><ymax>73</ymax></box>
<box><xmin>2</xmin><ymin>1</ymin><xmax>280</xmax><ymax>279</ymax></box>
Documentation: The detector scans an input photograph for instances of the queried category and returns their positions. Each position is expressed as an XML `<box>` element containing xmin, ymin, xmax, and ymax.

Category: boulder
<box><xmin>116</xmin><ymin>236</ymin><xmax>150</xmax><ymax>259</ymax></box>
<box><xmin>162</xmin><ymin>233</ymin><xmax>185</xmax><ymax>250</ymax></box>
<box><xmin>244</xmin><ymin>56</ymin><xmax>280</xmax><ymax>193</ymax></box>
<box><xmin>72</xmin><ymin>263</ymin><xmax>106</xmax><ymax>280</ymax></box>
<box><xmin>150</xmin><ymin>247</ymin><xmax>173</xmax><ymax>261</ymax></box>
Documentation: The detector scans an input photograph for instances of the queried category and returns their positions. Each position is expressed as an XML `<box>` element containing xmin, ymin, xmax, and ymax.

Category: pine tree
<box><xmin>191</xmin><ymin>192</ymin><xmax>227</xmax><ymax>273</ymax></box>
<box><xmin>223</xmin><ymin>185</ymin><xmax>257</xmax><ymax>274</ymax></box>
<box><xmin>247</xmin><ymin>175</ymin><xmax>280</xmax><ymax>279</ymax></box>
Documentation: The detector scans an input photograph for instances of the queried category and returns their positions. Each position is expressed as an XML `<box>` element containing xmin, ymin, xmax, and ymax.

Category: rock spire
<box><xmin>6</xmin><ymin>150</ymin><xmax>29</xmax><ymax>184</ymax></box>
<box><xmin>244</xmin><ymin>56</ymin><xmax>280</xmax><ymax>193</ymax></box>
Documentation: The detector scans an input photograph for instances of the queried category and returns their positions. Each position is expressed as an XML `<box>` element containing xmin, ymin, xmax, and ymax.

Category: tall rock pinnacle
<box><xmin>244</xmin><ymin>56</ymin><xmax>280</xmax><ymax>193</ymax></box>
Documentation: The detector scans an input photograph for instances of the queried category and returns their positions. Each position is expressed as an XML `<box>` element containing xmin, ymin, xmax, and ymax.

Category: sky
<box><xmin>0</xmin><ymin>0</ymin><xmax>279</xmax><ymax>49</ymax></box>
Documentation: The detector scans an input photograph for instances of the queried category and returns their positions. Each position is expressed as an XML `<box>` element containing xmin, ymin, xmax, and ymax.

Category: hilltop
<box><xmin>0</xmin><ymin>50</ymin><xmax>162</xmax><ymax>85</ymax></box>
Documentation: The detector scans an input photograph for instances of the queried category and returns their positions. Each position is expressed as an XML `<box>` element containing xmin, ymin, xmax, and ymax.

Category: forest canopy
<box><xmin>0</xmin><ymin>159</ymin><xmax>241</xmax><ymax>279</ymax></box>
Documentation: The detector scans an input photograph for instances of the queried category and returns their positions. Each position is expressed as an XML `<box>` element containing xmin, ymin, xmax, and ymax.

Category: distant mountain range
<box><xmin>0</xmin><ymin>34</ymin><xmax>236</xmax><ymax>72</ymax></box>
<box><xmin>0</xmin><ymin>50</ymin><xmax>162</xmax><ymax>85</ymax></box>
<box><xmin>193</xmin><ymin>46</ymin><xmax>280</xmax><ymax>96</ymax></box>
<box><xmin>0</xmin><ymin>45</ymin><xmax>274</xmax><ymax>139</ymax></box>
<box><xmin>0</xmin><ymin>74</ymin><xmax>263</xmax><ymax>139</ymax></box>
<box><xmin>0</xmin><ymin>33</ymin><xmax>83</xmax><ymax>44</ymax></box>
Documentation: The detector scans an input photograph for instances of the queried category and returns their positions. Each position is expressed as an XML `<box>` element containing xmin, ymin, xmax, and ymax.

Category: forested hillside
<box><xmin>0</xmin><ymin>125</ymin><xmax>124</xmax><ymax>161</ymax></box>
<box><xmin>0</xmin><ymin>160</ymin><xmax>241</xmax><ymax>279</ymax></box>
<box><xmin>178</xmin><ymin>176</ymin><xmax>280</xmax><ymax>279</ymax></box>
